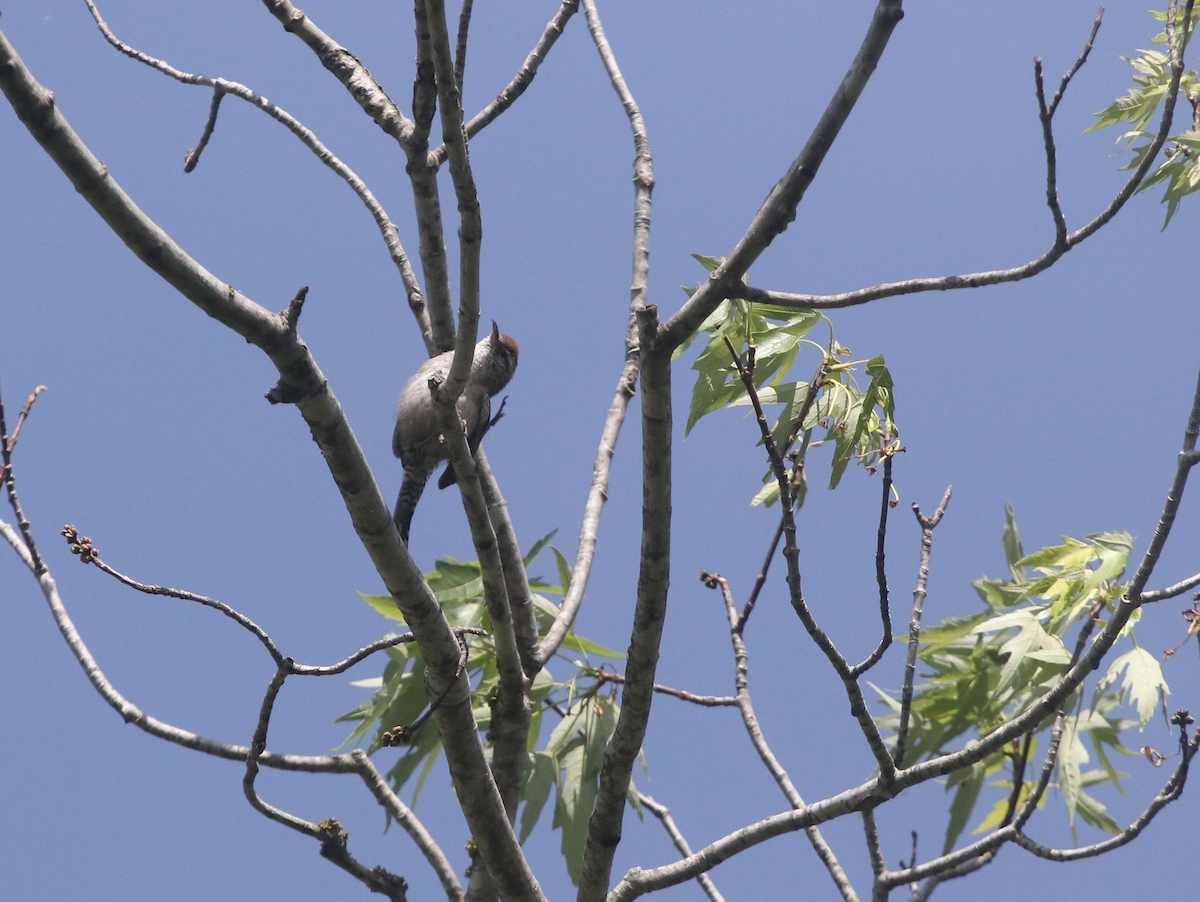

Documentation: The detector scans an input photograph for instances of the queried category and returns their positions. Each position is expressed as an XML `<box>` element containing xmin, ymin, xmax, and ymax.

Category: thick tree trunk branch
<box><xmin>578</xmin><ymin>307</ymin><xmax>671</xmax><ymax>902</ymax></box>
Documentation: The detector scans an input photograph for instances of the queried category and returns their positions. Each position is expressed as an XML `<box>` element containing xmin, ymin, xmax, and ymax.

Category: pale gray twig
<box><xmin>638</xmin><ymin>794</ymin><xmax>726</xmax><ymax>902</ymax></box>
<box><xmin>711</xmin><ymin>573</ymin><xmax>860</xmax><ymax>902</ymax></box>
<box><xmin>536</xmin><ymin>0</ymin><xmax>652</xmax><ymax>668</ymax></box>
<box><xmin>84</xmin><ymin>0</ymin><xmax>431</xmax><ymax>348</ymax></box>
<box><xmin>432</xmin><ymin>0</ymin><xmax>581</xmax><ymax>166</ymax></box>
<box><xmin>892</xmin><ymin>487</ymin><xmax>952</xmax><ymax>768</ymax></box>
<box><xmin>735</xmin><ymin>5</ymin><xmax>1194</xmax><ymax>316</ymax></box>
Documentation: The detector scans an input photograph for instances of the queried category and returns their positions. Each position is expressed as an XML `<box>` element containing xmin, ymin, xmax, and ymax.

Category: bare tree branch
<box><xmin>476</xmin><ymin>448</ymin><xmax>543</xmax><ymax>674</ymax></box>
<box><xmin>579</xmin><ymin>305</ymin><xmax>670</xmax><ymax>902</ymax></box>
<box><xmin>536</xmin><ymin>0</ymin><xmax>652</xmax><ymax>668</ymax></box>
<box><xmin>596</xmin><ymin>669</ymin><xmax>737</xmax><ymax>707</ymax></box>
<box><xmin>353</xmin><ymin>750</ymin><xmax>464</xmax><ymax>901</ymax></box>
<box><xmin>709</xmin><ymin>573</ymin><xmax>860</xmax><ymax>902</ymax></box>
<box><xmin>259</xmin><ymin>0</ymin><xmax>415</xmax><ymax>145</ymax></box>
<box><xmin>656</xmin><ymin>0</ymin><xmax>905</xmax><ymax>353</ymax></box>
<box><xmin>892</xmin><ymin>487</ymin><xmax>952</xmax><ymax>768</ymax></box>
<box><xmin>410</xmin><ymin>0</ymin><xmax>457</xmax><ymax>349</ymax></box>
<box><xmin>433</xmin><ymin>0</ymin><xmax>580</xmax><ymax>166</ymax></box>
<box><xmin>0</xmin><ymin>382</ymin><xmax>47</xmax><ymax>573</ymax></box>
<box><xmin>737</xmin><ymin>5</ymin><xmax>1195</xmax><ymax>316</ymax></box>
<box><xmin>847</xmin><ymin>453</ymin><xmax>896</xmax><ymax>678</ymax></box>
<box><xmin>82</xmin><ymin>0</ymin><xmax>433</xmax><ymax>346</ymax></box>
<box><xmin>1142</xmin><ymin>570</ymin><xmax>1200</xmax><ymax>603</ymax></box>
<box><xmin>454</xmin><ymin>0</ymin><xmax>474</xmax><ymax>92</ymax></box>
<box><xmin>1012</xmin><ymin>724</ymin><xmax>1199</xmax><ymax>861</ymax></box>
<box><xmin>638</xmin><ymin>794</ymin><xmax>726</xmax><ymax>902</ymax></box>
<box><xmin>0</xmin><ymin>29</ymin><xmax>542</xmax><ymax>899</ymax></box>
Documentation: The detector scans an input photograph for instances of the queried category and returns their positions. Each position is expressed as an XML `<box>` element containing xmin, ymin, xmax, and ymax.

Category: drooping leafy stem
<box><xmin>678</xmin><ymin>254</ymin><xmax>899</xmax><ymax>509</ymax></box>
<box><xmin>1089</xmin><ymin>5</ymin><xmax>1200</xmax><ymax>227</ymax></box>
<box><xmin>869</xmin><ymin>506</ymin><xmax>1170</xmax><ymax>852</ymax></box>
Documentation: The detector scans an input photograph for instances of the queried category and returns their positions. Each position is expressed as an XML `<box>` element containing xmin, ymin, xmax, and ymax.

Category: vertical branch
<box><xmin>0</xmin><ymin>383</ymin><xmax>47</xmax><ymax>573</ymax></box>
<box><xmin>422</xmin><ymin>0</ymin><xmax>484</xmax><ymax>395</ymax></box>
<box><xmin>477</xmin><ymin>449</ymin><xmax>542</xmax><ymax>673</ymax></box>
<box><xmin>454</xmin><ymin>0</ymin><xmax>474</xmax><ymax>91</ymax></box>
<box><xmin>710</xmin><ymin>574</ymin><xmax>860</xmax><ymax>902</ymax></box>
<box><xmin>892</xmin><ymin>487</ymin><xmax>951</xmax><ymax>768</ymax></box>
<box><xmin>409</xmin><ymin>0</ymin><xmax>457</xmax><ymax>349</ymax></box>
<box><xmin>848</xmin><ymin>453</ymin><xmax>895</xmax><ymax>677</ymax></box>
<box><xmin>535</xmin><ymin>0</ymin><xmax>654</xmax><ymax>667</ymax></box>
<box><xmin>577</xmin><ymin>306</ymin><xmax>671</xmax><ymax>902</ymax></box>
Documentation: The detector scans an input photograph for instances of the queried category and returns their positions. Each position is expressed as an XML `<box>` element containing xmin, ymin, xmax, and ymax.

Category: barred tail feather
<box><xmin>393</xmin><ymin>464</ymin><xmax>433</xmax><ymax>545</ymax></box>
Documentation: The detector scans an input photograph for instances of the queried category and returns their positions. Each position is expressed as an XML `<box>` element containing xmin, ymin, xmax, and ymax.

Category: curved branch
<box><xmin>847</xmin><ymin>454</ymin><xmax>896</xmax><ymax>678</ymax></box>
<box><xmin>711</xmin><ymin>574</ymin><xmax>859</xmax><ymax>902</ymax></box>
<box><xmin>431</xmin><ymin>0</ymin><xmax>580</xmax><ymax>166</ymax></box>
<box><xmin>259</xmin><ymin>0</ymin><xmax>416</xmax><ymax>146</ymax></box>
<box><xmin>1013</xmin><ymin>726</ymin><xmax>1199</xmax><ymax>862</ymax></box>
<box><xmin>656</xmin><ymin>0</ymin><xmax>904</xmax><ymax>352</ymax></box>
<box><xmin>737</xmin><ymin>5</ymin><xmax>1192</xmax><ymax>315</ymax></box>
<box><xmin>84</xmin><ymin>0</ymin><xmax>432</xmax><ymax>345</ymax></box>
<box><xmin>535</xmin><ymin>0</ymin><xmax>652</xmax><ymax>668</ymax></box>
<box><xmin>353</xmin><ymin>750</ymin><xmax>463</xmax><ymax>901</ymax></box>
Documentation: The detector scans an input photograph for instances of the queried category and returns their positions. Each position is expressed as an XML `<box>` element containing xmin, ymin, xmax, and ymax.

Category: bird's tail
<box><xmin>394</xmin><ymin>464</ymin><xmax>433</xmax><ymax>545</ymax></box>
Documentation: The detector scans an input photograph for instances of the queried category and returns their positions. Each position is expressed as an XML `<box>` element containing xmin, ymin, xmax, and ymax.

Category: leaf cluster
<box><xmin>1089</xmin><ymin>6</ymin><xmax>1200</xmax><ymax>228</ymax></box>
<box><xmin>679</xmin><ymin>255</ymin><xmax>898</xmax><ymax>508</ymax></box>
<box><xmin>870</xmin><ymin>506</ymin><xmax>1169</xmax><ymax>852</ymax></box>
<box><xmin>337</xmin><ymin>534</ymin><xmax>634</xmax><ymax>884</ymax></box>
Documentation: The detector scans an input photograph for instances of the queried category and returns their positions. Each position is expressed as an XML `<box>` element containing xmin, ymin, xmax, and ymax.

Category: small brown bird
<box><xmin>392</xmin><ymin>321</ymin><xmax>519</xmax><ymax>544</ymax></box>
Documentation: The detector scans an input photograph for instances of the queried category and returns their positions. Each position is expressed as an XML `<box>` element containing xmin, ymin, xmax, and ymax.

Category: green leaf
<box><xmin>943</xmin><ymin>757</ymin><xmax>987</xmax><ymax>854</ymax></box>
<box><xmin>358</xmin><ymin>592</ymin><xmax>406</xmax><ymax>622</ymax></box>
<box><xmin>1002</xmin><ymin>503</ymin><xmax>1025</xmax><ymax>580</ymax></box>
<box><xmin>553</xmin><ymin>740</ymin><xmax>597</xmax><ymax>885</ymax></box>
<box><xmin>522</xmin><ymin>529</ymin><xmax>558</xmax><ymax>568</ymax></box>
<box><xmin>519</xmin><ymin>751</ymin><xmax>557</xmax><ymax>844</ymax></box>
<box><xmin>1098</xmin><ymin>647</ymin><xmax>1169</xmax><ymax>729</ymax></box>
<box><xmin>552</xmin><ymin>545</ymin><xmax>573</xmax><ymax>597</ymax></box>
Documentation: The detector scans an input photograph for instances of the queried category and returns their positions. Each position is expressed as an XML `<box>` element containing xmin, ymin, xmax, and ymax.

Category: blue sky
<box><xmin>2</xmin><ymin>2</ymin><xmax>1198</xmax><ymax>901</ymax></box>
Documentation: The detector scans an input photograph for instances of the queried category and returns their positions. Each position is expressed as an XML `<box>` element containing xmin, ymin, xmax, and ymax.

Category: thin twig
<box><xmin>184</xmin><ymin>85</ymin><xmax>225</xmax><ymax>171</ymax></box>
<box><xmin>0</xmin><ymin>382</ymin><xmax>47</xmax><ymax>573</ymax></box>
<box><xmin>353</xmin><ymin>750</ymin><xmax>463</xmax><ymax>901</ymax></box>
<box><xmin>737</xmin><ymin>515</ymin><xmax>785</xmax><ymax>631</ymax></box>
<box><xmin>737</xmin><ymin>5</ymin><xmax>1194</xmax><ymax>315</ymax></box>
<box><xmin>85</xmin><ymin>0</ymin><xmax>431</xmax><ymax>345</ymax></box>
<box><xmin>893</xmin><ymin>487</ymin><xmax>952</xmax><ymax>768</ymax></box>
<box><xmin>432</xmin><ymin>0</ymin><xmax>580</xmax><ymax>165</ymax></box>
<box><xmin>242</xmin><ymin>667</ymin><xmax>409</xmax><ymax>901</ymax></box>
<box><xmin>638</xmin><ymin>794</ymin><xmax>727</xmax><ymax>902</ymax></box>
<box><xmin>709</xmin><ymin>573</ymin><xmax>861</xmax><ymax>902</ymax></box>
<box><xmin>534</xmin><ymin>0</ymin><xmax>650</xmax><ymax>668</ymax></box>
<box><xmin>1012</xmin><ymin>720</ymin><xmax>1199</xmax><ymax>861</ymax></box>
<box><xmin>597</xmin><ymin>668</ymin><xmax>737</xmax><ymax>707</ymax></box>
<box><xmin>848</xmin><ymin>453</ymin><xmax>895</xmax><ymax>678</ymax></box>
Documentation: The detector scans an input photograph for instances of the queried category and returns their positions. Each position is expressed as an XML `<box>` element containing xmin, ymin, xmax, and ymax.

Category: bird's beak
<box><xmin>490</xmin><ymin>320</ymin><xmax>501</xmax><ymax>345</ymax></box>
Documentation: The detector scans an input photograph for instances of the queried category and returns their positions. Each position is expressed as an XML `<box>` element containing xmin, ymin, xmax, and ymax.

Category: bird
<box><xmin>392</xmin><ymin>321</ymin><xmax>519</xmax><ymax>544</ymax></box>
